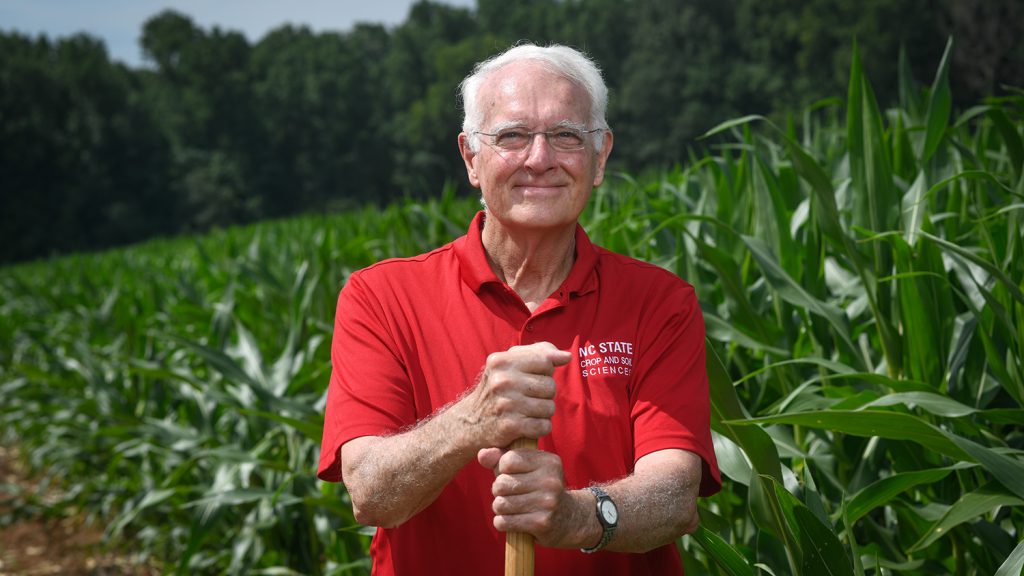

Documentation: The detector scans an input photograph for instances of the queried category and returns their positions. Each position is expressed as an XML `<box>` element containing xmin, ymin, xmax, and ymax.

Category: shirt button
<box><xmin>525</xmin><ymin>324</ymin><xmax>534</xmax><ymax>332</ymax></box>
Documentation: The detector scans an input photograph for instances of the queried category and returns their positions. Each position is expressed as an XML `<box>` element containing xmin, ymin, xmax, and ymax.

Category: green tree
<box><xmin>0</xmin><ymin>31</ymin><xmax>174</xmax><ymax>263</ymax></box>
<box><xmin>384</xmin><ymin>1</ymin><xmax>482</xmax><ymax>196</ymax></box>
<box><xmin>249</xmin><ymin>23</ymin><xmax>393</xmax><ymax>214</ymax></box>
<box><xmin>476</xmin><ymin>0</ymin><xmax>561</xmax><ymax>44</ymax></box>
<box><xmin>141</xmin><ymin>10</ymin><xmax>260</xmax><ymax>230</ymax></box>
<box><xmin>617</xmin><ymin>0</ymin><xmax>737</xmax><ymax>167</ymax></box>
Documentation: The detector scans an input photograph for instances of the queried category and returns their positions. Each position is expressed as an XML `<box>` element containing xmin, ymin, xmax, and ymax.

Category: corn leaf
<box><xmin>742</xmin><ymin>235</ymin><xmax>861</xmax><ymax>366</ymax></box>
<box><xmin>921</xmin><ymin>37</ymin><xmax>953</xmax><ymax>164</ymax></box>
<box><xmin>845</xmin><ymin>467</ymin><xmax>959</xmax><ymax>525</ymax></box>
<box><xmin>909</xmin><ymin>482</ymin><xmax>1024</xmax><ymax>552</ymax></box>
<box><xmin>691</xmin><ymin>524</ymin><xmax>756</xmax><ymax>576</ymax></box>
<box><xmin>707</xmin><ymin>343</ymin><xmax>783</xmax><ymax>482</ymax></box>
<box><xmin>995</xmin><ymin>539</ymin><xmax>1024</xmax><ymax>576</ymax></box>
<box><xmin>736</xmin><ymin>410</ymin><xmax>1024</xmax><ymax>499</ymax></box>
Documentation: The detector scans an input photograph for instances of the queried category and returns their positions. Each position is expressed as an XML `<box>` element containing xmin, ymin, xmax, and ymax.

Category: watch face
<box><xmin>600</xmin><ymin>499</ymin><xmax>618</xmax><ymax>524</ymax></box>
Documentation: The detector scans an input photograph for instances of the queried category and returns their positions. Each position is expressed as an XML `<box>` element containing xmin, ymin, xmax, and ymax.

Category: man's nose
<box><xmin>523</xmin><ymin>132</ymin><xmax>557</xmax><ymax>171</ymax></box>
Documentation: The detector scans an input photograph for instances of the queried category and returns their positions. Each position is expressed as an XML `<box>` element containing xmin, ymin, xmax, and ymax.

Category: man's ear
<box><xmin>592</xmin><ymin>130</ymin><xmax>614</xmax><ymax>187</ymax></box>
<box><xmin>458</xmin><ymin>133</ymin><xmax>481</xmax><ymax>188</ymax></box>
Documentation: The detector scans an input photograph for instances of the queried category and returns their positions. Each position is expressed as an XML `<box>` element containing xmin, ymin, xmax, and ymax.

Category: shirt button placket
<box><xmin>521</xmin><ymin>320</ymin><xmax>535</xmax><ymax>343</ymax></box>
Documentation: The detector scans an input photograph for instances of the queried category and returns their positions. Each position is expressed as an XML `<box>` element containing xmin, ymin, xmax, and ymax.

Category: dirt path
<box><xmin>0</xmin><ymin>446</ymin><xmax>158</xmax><ymax>576</ymax></box>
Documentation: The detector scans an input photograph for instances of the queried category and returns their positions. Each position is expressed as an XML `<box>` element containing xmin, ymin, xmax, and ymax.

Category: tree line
<box><xmin>1</xmin><ymin>0</ymin><xmax>1021</xmax><ymax>263</ymax></box>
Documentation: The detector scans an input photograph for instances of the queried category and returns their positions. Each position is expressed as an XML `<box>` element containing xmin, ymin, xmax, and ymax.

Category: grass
<box><xmin>1</xmin><ymin>42</ymin><xmax>1023</xmax><ymax>575</ymax></box>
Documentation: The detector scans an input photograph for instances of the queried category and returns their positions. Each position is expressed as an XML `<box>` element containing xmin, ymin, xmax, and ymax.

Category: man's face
<box><xmin>458</xmin><ymin>61</ymin><xmax>613</xmax><ymax>233</ymax></box>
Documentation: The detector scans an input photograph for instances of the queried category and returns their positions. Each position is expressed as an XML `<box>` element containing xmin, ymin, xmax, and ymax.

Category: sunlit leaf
<box><xmin>845</xmin><ymin>467</ymin><xmax>960</xmax><ymax>525</ymax></box>
<box><xmin>691</xmin><ymin>524</ymin><xmax>756</xmax><ymax>576</ymax></box>
<box><xmin>994</xmin><ymin>538</ymin><xmax>1024</xmax><ymax>576</ymax></box>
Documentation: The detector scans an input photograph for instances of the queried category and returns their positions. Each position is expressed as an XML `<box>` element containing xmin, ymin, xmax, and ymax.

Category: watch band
<box><xmin>581</xmin><ymin>486</ymin><xmax>617</xmax><ymax>553</ymax></box>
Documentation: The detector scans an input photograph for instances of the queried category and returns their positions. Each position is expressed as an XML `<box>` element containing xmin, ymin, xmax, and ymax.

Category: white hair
<box><xmin>459</xmin><ymin>43</ymin><xmax>610</xmax><ymax>153</ymax></box>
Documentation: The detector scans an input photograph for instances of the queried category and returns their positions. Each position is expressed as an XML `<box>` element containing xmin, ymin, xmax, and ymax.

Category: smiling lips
<box><xmin>513</xmin><ymin>182</ymin><xmax>566</xmax><ymax>190</ymax></box>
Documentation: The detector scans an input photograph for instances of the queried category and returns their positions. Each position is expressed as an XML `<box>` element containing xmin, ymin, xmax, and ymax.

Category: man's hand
<box><xmin>477</xmin><ymin>445</ymin><xmax>592</xmax><ymax>549</ymax></box>
<box><xmin>458</xmin><ymin>342</ymin><xmax>572</xmax><ymax>449</ymax></box>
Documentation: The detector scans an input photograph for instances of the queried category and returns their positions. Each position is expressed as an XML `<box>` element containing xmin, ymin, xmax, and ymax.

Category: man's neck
<box><xmin>481</xmin><ymin>216</ymin><xmax>577</xmax><ymax>312</ymax></box>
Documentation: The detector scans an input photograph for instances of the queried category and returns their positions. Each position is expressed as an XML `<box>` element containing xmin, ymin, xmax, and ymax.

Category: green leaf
<box><xmin>856</xmin><ymin>555</ymin><xmax>925</xmax><ymax>571</ymax></box>
<box><xmin>705</xmin><ymin>312</ymin><xmax>789</xmax><ymax>357</ymax></box>
<box><xmin>186</xmin><ymin>488</ymin><xmax>303</xmax><ymax>509</ymax></box>
<box><xmin>770</xmin><ymin>126</ymin><xmax>901</xmax><ymax>376</ymax></box>
<box><xmin>796</xmin><ymin>506</ymin><xmax>854</xmax><ymax>576</ymax></box>
<box><xmin>752</xmin><ymin>154</ymin><xmax>798</xmax><ymax>280</ymax></box>
<box><xmin>751</xmin><ymin>474</ymin><xmax>854</xmax><ymax>576</ymax></box>
<box><xmin>108</xmin><ymin>488</ymin><xmax>179</xmax><ymax>538</ymax></box>
<box><xmin>839</xmin><ymin>495</ymin><xmax>865</xmax><ymax>576</ymax></box>
<box><xmin>694</xmin><ymin>233</ymin><xmax>783</xmax><ymax>349</ymax></box>
<box><xmin>847</xmin><ymin>43</ymin><xmax>898</xmax><ymax>236</ymax></box>
<box><xmin>750</xmin><ymin>473</ymin><xmax>801</xmax><ymax>572</ymax></box>
<box><xmin>234</xmin><ymin>318</ymin><xmax>268</xmax><ymax>389</ymax></box>
<box><xmin>983</xmin><ymin>409</ymin><xmax>1024</xmax><ymax>425</ymax></box>
<box><xmin>921</xmin><ymin>231</ymin><xmax>1024</xmax><ymax>307</ymax></box>
<box><xmin>735</xmin><ymin>409</ymin><xmax>1024</xmax><ymax>500</ymax></box>
<box><xmin>862</xmin><ymin>392</ymin><xmax>977</xmax><ymax>418</ymax></box>
<box><xmin>707</xmin><ymin>343</ymin><xmax>783</xmax><ymax>482</ymax></box>
<box><xmin>742</xmin><ymin>235</ymin><xmax>861</xmax><ymax>366</ymax></box>
<box><xmin>988</xmin><ymin>107</ymin><xmax>1024</xmax><ymax>183</ymax></box>
<box><xmin>909</xmin><ymin>482</ymin><xmax>1024</xmax><ymax>552</ymax></box>
<box><xmin>712</xmin><ymin>431</ymin><xmax>753</xmax><ymax>486</ymax></box>
<box><xmin>842</xmin><ymin>44</ymin><xmax>903</xmax><ymax>377</ymax></box>
<box><xmin>238</xmin><ymin>408</ymin><xmax>324</xmax><ymax>443</ymax></box>
<box><xmin>994</xmin><ymin>538</ymin><xmax>1024</xmax><ymax>576</ymax></box>
<box><xmin>921</xmin><ymin>37</ymin><xmax>953</xmax><ymax>164</ymax></box>
<box><xmin>734</xmin><ymin>357</ymin><xmax>882</xmax><ymax>388</ymax></box>
<box><xmin>945</xmin><ymin>435</ymin><xmax>1024</xmax><ymax>501</ymax></box>
<box><xmin>902</xmin><ymin>170</ymin><xmax>929</xmax><ymax>246</ymax></box>
<box><xmin>166</xmin><ymin>333</ymin><xmax>259</xmax><ymax>389</ymax></box>
<box><xmin>691</xmin><ymin>524</ymin><xmax>755</xmax><ymax>576</ymax></box>
<box><xmin>251</xmin><ymin>568</ymin><xmax>306</xmax><ymax>576</ymax></box>
<box><xmin>700</xmin><ymin>115</ymin><xmax>768</xmax><ymax>139</ymax></box>
<box><xmin>845</xmin><ymin>467</ymin><xmax>958</xmax><ymax>525</ymax></box>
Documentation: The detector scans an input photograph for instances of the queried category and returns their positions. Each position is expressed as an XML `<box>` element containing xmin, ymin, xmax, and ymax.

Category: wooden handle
<box><xmin>504</xmin><ymin>437</ymin><xmax>537</xmax><ymax>576</ymax></box>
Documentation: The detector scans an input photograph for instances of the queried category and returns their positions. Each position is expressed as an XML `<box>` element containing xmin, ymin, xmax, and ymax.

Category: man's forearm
<box><xmin>599</xmin><ymin>451</ymin><xmax>702</xmax><ymax>553</ymax></box>
<box><xmin>497</xmin><ymin>448</ymin><xmax>702</xmax><ymax>552</ymax></box>
<box><xmin>342</xmin><ymin>404</ymin><xmax>478</xmax><ymax>528</ymax></box>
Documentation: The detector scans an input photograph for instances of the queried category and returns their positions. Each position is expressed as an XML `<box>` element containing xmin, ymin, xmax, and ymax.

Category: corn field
<box><xmin>2</xmin><ymin>44</ymin><xmax>1023</xmax><ymax>575</ymax></box>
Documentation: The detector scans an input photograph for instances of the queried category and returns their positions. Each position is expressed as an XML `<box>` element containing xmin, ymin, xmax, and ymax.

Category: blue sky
<box><xmin>0</xmin><ymin>0</ymin><xmax>476</xmax><ymax>67</ymax></box>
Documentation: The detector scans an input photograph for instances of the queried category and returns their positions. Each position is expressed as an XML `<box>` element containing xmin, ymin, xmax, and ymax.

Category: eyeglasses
<box><xmin>473</xmin><ymin>125</ymin><xmax>604</xmax><ymax>152</ymax></box>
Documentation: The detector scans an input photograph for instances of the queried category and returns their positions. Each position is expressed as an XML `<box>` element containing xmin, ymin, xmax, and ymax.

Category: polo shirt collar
<box><xmin>456</xmin><ymin>211</ymin><xmax>599</xmax><ymax>299</ymax></box>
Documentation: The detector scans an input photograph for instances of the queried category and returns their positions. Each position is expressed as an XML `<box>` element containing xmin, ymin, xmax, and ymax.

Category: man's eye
<box><xmin>495</xmin><ymin>131</ymin><xmax>529</xmax><ymax>147</ymax></box>
<box><xmin>553</xmin><ymin>131</ymin><xmax>584</xmax><ymax>146</ymax></box>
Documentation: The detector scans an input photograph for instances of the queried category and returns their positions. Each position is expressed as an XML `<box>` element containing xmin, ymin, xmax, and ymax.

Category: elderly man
<box><xmin>318</xmin><ymin>43</ymin><xmax>720</xmax><ymax>575</ymax></box>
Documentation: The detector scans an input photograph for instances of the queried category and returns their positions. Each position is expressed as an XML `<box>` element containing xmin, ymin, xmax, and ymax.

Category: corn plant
<box><xmin>0</xmin><ymin>190</ymin><xmax>477</xmax><ymax>575</ymax></box>
<box><xmin>580</xmin><ymin>40</ymin><xmax>1024</xmax><ymax>575</ymax></box>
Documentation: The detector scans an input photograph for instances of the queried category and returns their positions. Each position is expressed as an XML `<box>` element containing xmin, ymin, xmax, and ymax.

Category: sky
<box><xmin>0</xmin><ymin>0</ymin><xmax>477</xmax><ymax>68</ymax></box>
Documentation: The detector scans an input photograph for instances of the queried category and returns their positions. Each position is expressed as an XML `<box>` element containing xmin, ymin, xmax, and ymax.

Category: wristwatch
<box><xmin>581</xmin><ymin>486</ymin><xmax>618</xmax><ymax>553</ymax></box>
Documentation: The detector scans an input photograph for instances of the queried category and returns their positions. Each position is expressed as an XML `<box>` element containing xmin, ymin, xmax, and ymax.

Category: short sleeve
<box><xmin>317</xmin><ymin>271</ymin><xmax>417</xmax><ymax>482</ymax></box>
<box><xmin>629</xmin><ymin>279</ymin><xmax>721</xmax><ymax>497</ymax></box>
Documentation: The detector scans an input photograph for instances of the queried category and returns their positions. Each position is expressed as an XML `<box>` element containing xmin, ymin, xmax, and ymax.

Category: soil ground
<box><xmin>0</xmin><ymin>445</ymin><xmax>159</xmax><ymax>576</ymax></box>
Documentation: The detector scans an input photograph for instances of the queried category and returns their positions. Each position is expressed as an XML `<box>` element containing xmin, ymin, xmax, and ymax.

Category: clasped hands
<box><xmin>465</xmin><ymin>341</ymin><xmax>583</xmax><ymax>547</ymax></box>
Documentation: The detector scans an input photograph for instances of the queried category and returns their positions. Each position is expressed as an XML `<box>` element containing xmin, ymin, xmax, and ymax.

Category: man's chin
<box><xmin>498</xmin><ymin>209</ymin><xmax>579</xmax><ymax>232</ymax></box>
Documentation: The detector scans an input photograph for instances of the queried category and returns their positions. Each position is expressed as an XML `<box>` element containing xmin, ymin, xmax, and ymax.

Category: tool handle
<box><xmin>504</xmin><ymin>437</ymin><xmax>537</xmax><ymax>576</ymax></box>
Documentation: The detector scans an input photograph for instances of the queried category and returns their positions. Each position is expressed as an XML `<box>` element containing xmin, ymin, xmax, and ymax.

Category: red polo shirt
<box><xmin>319</xmin><ymin>212</ymin><xmax>720</xmax><ymax>576</ymax></box>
